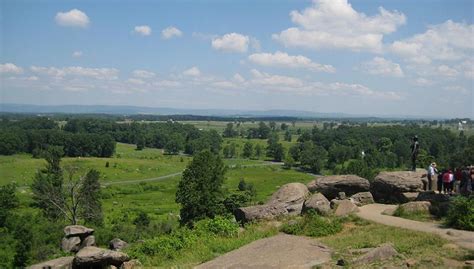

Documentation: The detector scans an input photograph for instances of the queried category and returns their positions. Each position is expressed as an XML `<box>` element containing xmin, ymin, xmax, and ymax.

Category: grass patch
<box><xmin>393</xmin><ymin>206</ymin><xmax>437</xmax><ymax>222</ymax></box>
<box><xmin>319</xmin><ymin>217</ymin><xmax>472</xmax><ymax>268</ymax></box>
<box><xmin>125</xmin><ymin>217</ymin><xmax>278</xmax><ymax>267</ymax></box>
<box><xmin>281</xmin><ymin>211</ymin><xmax>343</xmax><ymax>237</ymax></box>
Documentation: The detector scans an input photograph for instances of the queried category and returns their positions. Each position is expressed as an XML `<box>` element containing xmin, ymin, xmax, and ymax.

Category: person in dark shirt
<box><xmin>410</xmin><ymin>136</ymin><xmax>419</xmax><ymax>171</ymax></box>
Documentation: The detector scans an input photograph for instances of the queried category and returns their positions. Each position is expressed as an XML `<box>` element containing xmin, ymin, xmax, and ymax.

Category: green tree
<box><xmin>79</xmin><ymin>169</ymin><xmax>103</xmax><ymax>225</ymax></box>
<box><xmin>175</xmin><ymin>150</ymin><xmax>226</xmax><ymax>225</ymax></box>
<box><xmin>0</xmin><ymin>183</ymin><xmax>19</xmax><ymax>227</ymax></box>
<box><xmin>300</xmin><ymin>142</ymin><xmax>328</xmax><ymax>173</ymax></box>
<box><xmin>223</xmin><ymin>123</ymin><xmax>237</xmax><ymax>138</ymax></box>
<box><xmin>242</xmin><ymin>141</ymin><xmax>253</xmax><ymax>158</ymax></box>
<box><xmin>254</xmin><ymin>144</ymin><xmax>263</xmax><ymax>159</ymax></box>
<box><xmin>284</xmin><ymin>130</ymin><xmax>292</xmax><ymax>142</ymax></box>
<box><xmin>31</xmin><ymin>146</ymin><xmax>65</xmax><ymax>219</ymax></box>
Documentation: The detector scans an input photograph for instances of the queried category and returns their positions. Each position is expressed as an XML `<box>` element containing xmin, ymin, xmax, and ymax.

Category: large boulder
<box><xmin>371</xmin><ymin>171</ymin><xmax>425</xmax><ymax>203</ymax></box>
<box><xmin>61</xmin><ymin>236</ymin><xmax>81</xmax><ymax>253</ymax></box>
<box><xmin>234</xmin><ymin>183</ymin><xmax>309</xmax><ymax>222</ymax></box>
<box><xmin>269</xmin><ymin>183</ymin><xmax>309</xmax><ymax>214</ymax></box>
<box><xmin>307</xmin><ymin>175</ymin><xmax>370</xmax><ymax>200</ymax></box>
<box><xmin>352</xmin><ymin>243</ymin><xmax>398</xmax><ymax>265</ymax></box>
<box><xmin>350</xmin><ymin>192</ymin><xmax>374</xmax><ymax>206</ymax></box>
<box><xmin>109</xmin><ymin>238</ymin><xmax>128</xmax><ymax>251</ymax></box>
<box><xmin>28</xmin><ymin>256</ymin><xmax>74</xmax><ymax>269</ymax></box>
<box><xmin>80</xmin><ymin>235</ymin><xmax>96</xmax><ymax>248</ymax></box>
<box><xmin>64</xmin><ymin>225</ymin><xmax>94</xmax><ymax>239</ymax></box>
<box><xmin>399</xmin><ymin>201</ymin><xmax>431</xmax><ymax>214</ymax></box>
<box><xmin>334</xmin><ymin>200</ymin><xmax>360</xmax><ymax>217</ymax></box>
<box><xmin>234</xmin><ymin>203</ymin><xmax>287</xmax><ymax>223</ymax></box>
<box><xmin>74</xmin><ymin>246</ymin><xmax>130</xmax><ymax>268</ymax></box>
<box><xmin>303</xmin><ymin>193</ymin><xmax>331</xmax><ymax>215</ymax></box>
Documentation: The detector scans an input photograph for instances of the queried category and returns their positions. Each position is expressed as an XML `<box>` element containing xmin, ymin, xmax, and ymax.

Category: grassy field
<box><xmin>0</xmin><ymin>142</ymin><xmax>271</xmax><ymax>187</ymax></box>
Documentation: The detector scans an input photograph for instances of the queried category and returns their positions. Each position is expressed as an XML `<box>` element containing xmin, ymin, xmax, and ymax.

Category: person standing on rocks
<box><xmin>410</xmin><ymin>136</ymin><xmax>420</xmax><ymax>172</ymax></box>
<box><xmin>426</xmin><ymin>162</ymin><xmax>437</xmax><ymax>191</ymax></box>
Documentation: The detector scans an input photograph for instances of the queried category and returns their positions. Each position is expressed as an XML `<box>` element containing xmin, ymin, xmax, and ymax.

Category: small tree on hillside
<box><xmin>175</xmin><ymin>150</ymin><xmax>226</xmax><ymax>225</ymax></box>
<box><xmin>79</xmin><ymin>169</ymin><xmax>103</xmax><ymax>225</ymax></box>
<box><xmin>242</xmin><ymin>141</ymin><xmax>253</xmax><ymax>158</ymax></box>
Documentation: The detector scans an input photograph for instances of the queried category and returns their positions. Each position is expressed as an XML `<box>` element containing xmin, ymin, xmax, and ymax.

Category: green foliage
<box><xmin>300</xmin><ymin>142</ymin><xmax>328</xmax><ymax>174</ymax></box>
<box><xmin>176</xmin><ymin>150</ymin><xmax>227</xmax><ymax>225</ymax></box>
<box><xmin>79</xmin><ymin>169</ymin><xmax>103</xmax><ymax>225</ymax></box>
<box><xmin>223</xmin><ymin>123</ymin><xmax>238</xmax><ymax>138</ymax></box>
<box><xmin>133</xmin><ymin>211</ymin><xmax>151</xmax><ymax>227</ymax></box>
<box><xmin>445</xmin><ymin>196</ymin><xmax>474</xmax><ymax>231</ymax></box>
<box><xmin>242</xmin><ymin>141</ymin><xmax>253</xmax><ymax>158</ymax></box>
<box><xmin>281</xmin><ymin>211</ymin><xmax>343</xmax><ymax>237</ymax></box>
<box><xmin>0</xmin><ymin>183</ymin><xmax>19</xmax><ymax>227</ymax></box>
<box><xmin>194</xmin><ymin>216</ymin><xmax>239</xmax><ymax>237</ymax></box>
<box><xmin>266</xmin><ymin>133</ymin><xmax>285</xmax><ymax>162</ymax></box>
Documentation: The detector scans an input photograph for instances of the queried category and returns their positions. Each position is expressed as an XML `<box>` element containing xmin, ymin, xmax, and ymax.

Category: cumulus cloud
<box><xmin>212</xmin><ymin>33</ymin><xmax>249</xmax><ymax>53</ymax></box>
<box><xmin>390</xmin><ymin>20</ymin><xmax>474</xmax><ymax>64</ymax></box>
<box><xmin>360</xmin><ymin>57</ymin><xmax>404</xmax><ymax>77</ymax></box>
<box><xmin>55</xmin><ymin>9</ymin><xmax>90</xmax><ymax>28</ymax></box>
<box><xmin>248</xmin><ymin>51</ymin><xmax>335</xmax><ymax>73</ymax></box>
<box><xmin>413</xmin><ymin>78</ymin><xmax>434</xmax><ymax>87</ymax></box>
<box><xmin>233</xmin><ymin>73</ymin><xmax>245</xmax><ymax>83</ymax></box>
<box><xmin>132</xmin><ymin>69</ymin><xmax>155</xmax><ymax>78</ymax></box>
<box><xmin>72</xmin><ymin>51</ymin><xmax>83</xmax><ymax>58</ymax></box>
<box><xmin>272</xmin><ymin>0</ymin><xmax>405</xmax><ymax>52</ymax></box>
<box><xmin>183</xmin><ymin>66</ymin><xmax>201</xmax><ymax>76</ymax></box>
<box><xmin>134</xmin><ymin>25</ymin><xmax>152</xmax><ymax>36</ymax></box>
<box><xmin>30</xmin><ymin>66</ymin><xmax>119</xmax><ymax>80</ymax></box>
<box><xmin>250</xmin><ymin>69</ymin><xmax>304</xmax><ymax>87</ymax></box>
<box><xmin>437</xmin><ymin>65</ymin><xmax>459</xmax><ymax>77</ymax></box>
<box><xmin>0</xmin><ymin>63</ymin><xmax>23</xmax><ymax>74</ymax></box>
<box><xmin>162</xmin><ymin>26</ymin><xmax>183</xmax><ymax>39</ymax></box>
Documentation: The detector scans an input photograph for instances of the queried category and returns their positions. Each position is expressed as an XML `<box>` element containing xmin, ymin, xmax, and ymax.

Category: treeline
<box><xmin>0</xmin><ymin>118</ymin><xmax>115</xmax><ymax>157</ymax></box>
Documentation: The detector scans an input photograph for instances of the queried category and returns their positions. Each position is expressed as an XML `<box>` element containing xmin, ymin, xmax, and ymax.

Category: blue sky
<box><xmin>1</xmin><ymin>0</ymin><xmax>473</xmax><ymax>118</ymax></box>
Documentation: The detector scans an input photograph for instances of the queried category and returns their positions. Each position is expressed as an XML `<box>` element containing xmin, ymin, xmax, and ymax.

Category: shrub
<box><xmin>281</xmin><ymin>211</ymin><xmax>343</xmax><ymax>237</ymax></box>
<box><xmin>445</xmin><ymin>196</ymin><xmax>474</xmax><ymax>231</ymax></box>
<box><xmin>194</xmin><ymin>216</ymin><xmax>239</xmax><ymax>237</ymax></box>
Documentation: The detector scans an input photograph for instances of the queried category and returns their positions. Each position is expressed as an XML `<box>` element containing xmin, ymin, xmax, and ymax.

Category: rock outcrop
<box><xmin>303</xmin><ymin>192</ymin><xmax>331</xmax><ymax>215</ymax></box>
<box><xmin>352</xmin><ymin>243</ymin><xmax>398</xmax><ymax>265</ymax></box>
<box><xmin>307</xmin><ymin>175</ymin><xmax>370</xmax><ymax>200</ymax></box>
<box><xmin>109</xmin><ymin>238</ymin><xmax>128</xmax><ymax>251</ymax></box>
<box><xmin>399</xmin><ymin>201</ymin><xmax>431</xmax><ymax>214</ymax></box>
<box><xmin>371</xmin><ymin>171</ymin><xmax>425</xmax><ymax>203</ymax></box>
<box><xmin>235</xmin><ymin>183</ymin><xmax>309</xmax><ymax>222</ymax></box>
<box><xmin>350</xmin><ymin>192</ymin><xmax>374</xmax><ymax>206</ymax></box>
<box><xmin>61</xmin><ymin>225</ymin><xmax>96</xmax><ymax>253</ymax></box>
<box><xmin>28</xmin><ymin>256</ymin><xmax>74</xmax><ymax>269</ymax></box>
<box><xmin>334</xmin><ymin>199</ymin><xmax>360</xmax><ymax>217</ymax></box>
<box><xmin>74</xmin><ymin>246</ymin><xmax>130</xmax><ymax>268</ymax></box>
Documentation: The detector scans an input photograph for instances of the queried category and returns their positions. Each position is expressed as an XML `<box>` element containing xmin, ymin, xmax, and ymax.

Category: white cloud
<box><xmin>72</xmin><ymin>51</ymin><xmax>83</xmax><ymax>58</ymax></box>
<box><xmin>250</xmin><ymin>69</ymin><xmax>304</xmax><ymax>87</ymax></box>
<box><xmin>162</xmin><ymin>26</ymin><xmax>182</xmax><ymax>39</ymax></box>
<box><xmin>459</xmin><ymin>59</ymin><xmax>474</xmax><ymax>79</ymax></box>
<box><xmin>437</xmin><ymin>65</ymin><xmax>459</xmax><ymax>77</ymax></box>
<box><xmin>360</xmin><ymin>57</ymin><xmax>404</xmax><ymax>77</ymax></box>
<box><xmin>413</xmin><ymin>78</ymin><xmax>434</xmax><ymax>87</ymax></box>
<box><xmin>248</xmin><ymin>51</ymin><xmax>335</xmax><ymax>73</ymax></box>
<box><xmin>0</xmin><ymin>63</ymin><xmax>23</xmax><ymax>74</ymax></box>
<box><xmin>390</xmin><ymin>20</ymin><xmax>474</xmax><ymax>64</ymax></box>
<box><xmin>30</xmin><ymin>66</ymin><xmax>119</xmax><ymax>80</ymax></box>
<box><xmin>183</xmin><ymin>66</ymin><xmax>201</xmax><ymax>76</ymax></box>
<box><xmin>444</xmin><ymin>86</ymin><xmax>468</xmax><ymax>94</ymax></box>
<box><xmin>127</xmin><ymin>78</ymin><xmax>146</xmax><ymax>85</ymax></box>
<box><xmin>132</xmin><ymin>70</ymin><xmax>155</xmax><ymax>78</ymax></box>
<box><xmin>55</xmin><ymin>9</ymin><xmax>90</xmax><ymax>28</ymax></box>
<box><xmin>134</xmin><ymin>25</ymin><xmax>152</xmax><ymax>36</ymax></box>
<box><xmin>212</xmin><ymin>33</ymin><xmax>249</xmax><ymax>53</ymax></box>
<box><xmin>233</xmin><ymin>73</ymin><xmax>245</xmax><ymax>83</ymax></box>
<box><xmin>273</xmin><ymin>0</ymin><xmax>405</xmax><ymax>52</ymax></box>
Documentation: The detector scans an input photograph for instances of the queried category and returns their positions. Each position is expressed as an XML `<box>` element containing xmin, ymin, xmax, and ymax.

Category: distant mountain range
<box><xmin>0</xmin><ymin>103</ymin><xmax>448</xmax><ymax>119</ymax></box>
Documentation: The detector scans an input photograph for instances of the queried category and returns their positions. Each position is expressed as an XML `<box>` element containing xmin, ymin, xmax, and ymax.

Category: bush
<box><xmin>194</xmin><ymin>216</ymin><xmax>239</xmax><ymax>237</ymax></box>
<box><xmin>281</xmin><ymin>211</ymin><xmax>343</xmax><ymax>237</ymax></box>
<box><xmin>445</xmin><ymin>196</ymin><xmax>474</xmax><ymax>231</ymax></box>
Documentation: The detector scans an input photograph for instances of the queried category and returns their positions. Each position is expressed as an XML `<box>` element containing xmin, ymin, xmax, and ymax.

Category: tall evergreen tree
<box><xmin>79</xmin><ymin>169</ymin><xmax>103</xmax><ymax>225</ymax></box>
<box><xmin>175</xmin><ymin>150</ymin><xmax>226</xmax><ymax>225</ymax></box>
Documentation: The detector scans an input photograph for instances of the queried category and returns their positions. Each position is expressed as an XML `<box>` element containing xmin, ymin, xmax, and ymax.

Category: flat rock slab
<box><xmin>195</xmin><ymin>234</ymin><xmax>331</xmax><ymax>269</ymax></box>
<box><xmin>28</xmin><ymin>256</ymin><xmax>74</xmax><ymax>269</ymax></box>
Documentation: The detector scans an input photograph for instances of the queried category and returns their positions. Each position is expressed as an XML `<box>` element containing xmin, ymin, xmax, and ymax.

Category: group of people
<box><xmin>425</xmin><ymin>162</ymin><xmax>474</xmax><ymax>195</ymax></box>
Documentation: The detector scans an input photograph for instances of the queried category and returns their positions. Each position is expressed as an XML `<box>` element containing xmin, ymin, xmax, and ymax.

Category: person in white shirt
<box><xmin>426</xmin><ymin>162</ymin><xmax>437</xmax><ymax>191</ymax></box>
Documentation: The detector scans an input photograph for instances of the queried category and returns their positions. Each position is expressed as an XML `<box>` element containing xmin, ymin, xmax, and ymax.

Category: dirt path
<box><xmin>194</xmin><ymin>234</ymin><xmax>331</xmax><ymax>269</ymax></box>
<box><xmin>357</xmin><ymin>203</ymin><xmax>474</xmax><ymax>250</ymax></box>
